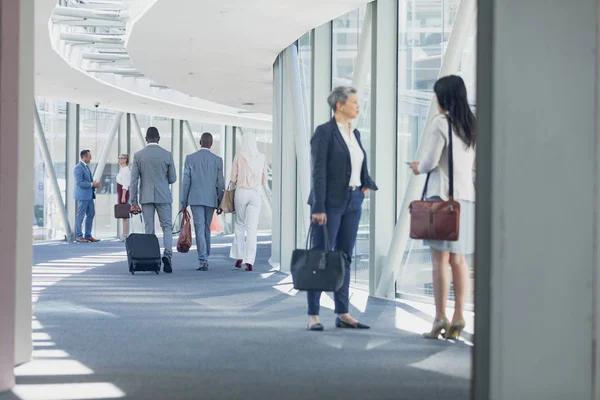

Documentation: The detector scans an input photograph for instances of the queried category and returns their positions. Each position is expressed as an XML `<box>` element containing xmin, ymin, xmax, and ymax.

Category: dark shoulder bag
<box><xmin>290</xmin><ymin>224</ymin><xmax>346</xmax><ymax>291</ymax></box>
<box><xmin>409</xmin><ymin>117</ymin><xmax>461</xmax><ymax>241</ymax></box>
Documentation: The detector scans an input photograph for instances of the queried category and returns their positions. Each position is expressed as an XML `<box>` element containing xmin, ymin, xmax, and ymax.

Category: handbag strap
<box><xmin>420</xmin><ymin>116</ymin><xmax>455</xmax><ymax>200</ymax></box>
<box><xmin>305</xmin><ymin>223</ymin><xmax>331</xmax><ymax>250</ymax></box>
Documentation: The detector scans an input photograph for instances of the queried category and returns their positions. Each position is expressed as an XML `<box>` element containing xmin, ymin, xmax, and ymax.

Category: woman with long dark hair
<box><xmin>410</xmin><ymin>75</ymin><xmax>476</xmax><ymax>340</ymax></box>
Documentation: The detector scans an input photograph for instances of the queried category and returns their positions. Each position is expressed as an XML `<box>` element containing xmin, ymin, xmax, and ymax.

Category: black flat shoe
<box><xmin>162</xmin><ymin>256</ymin><xmax>172</xmax><ymax>273</ymax></box>
<box><xmin>196</xmin><ymin>263</ymin><xmax>208</xmax><ymax>271</ymax></box>
<box><xmin>335</xmin><ymin>317</ymin><xmax>370</xmax><ymax>329</ymax></box>
<box><xmin>307</xmin><ymin>323</ymin><xmax>324</xmax><ymax>331</ymax></box>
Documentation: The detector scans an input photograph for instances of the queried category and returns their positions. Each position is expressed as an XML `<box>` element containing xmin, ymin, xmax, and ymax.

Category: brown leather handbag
<box><xmin>409</xmin><ymin>117</ymin><xmax>460</xmax><ymax>241</ymax></box>
<box><xmin>175</xmin><ymin>208</ymin><xmax>192</xmax><ymax>253</ymax></box>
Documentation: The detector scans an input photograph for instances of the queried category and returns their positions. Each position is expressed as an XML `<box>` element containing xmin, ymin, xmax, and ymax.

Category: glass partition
<box><xmin>33</xmin><ymin>98</ymin><xmax>67</xmax><ymax>241</ymax></box>
<box><xmin>396</xmin><ymin>0</ymin><xmax>476</xmax><ymax>304</ymax></box>
<box><xmin>332</xmin><ymin>6</ymin><xmax>371</xmax><ymax>290</ymax></box>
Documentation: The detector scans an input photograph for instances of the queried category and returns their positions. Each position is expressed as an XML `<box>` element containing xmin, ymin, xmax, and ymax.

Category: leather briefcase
<box><xmin>219</xmin><ymin>182</ymin><xmax>236</xmax><ymax>214</ymax></box>
<box><xmin>290</xmin><ymin>224</ymin><xmax>346</xmax><ymax>292</ymax></box>
<box><xmin>409</xmin><ymin>116</ymin><xmax>460</xmax><ymax>241</ymax></box>
<box><xmin>114</xmin><ymin>203</ymin><xmax>130</xmax><ymax>219</ymax></box>
<box><xmin>174</xmin><ymin>208</ymin><xmax>192</xmax><ymax>253</ymax></box>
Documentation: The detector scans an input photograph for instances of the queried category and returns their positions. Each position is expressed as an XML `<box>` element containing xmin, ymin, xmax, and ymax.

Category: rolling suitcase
<box><xmin>125</xmin><ymin>214</ymin><xmax>162</xmax><ymax>275</ymax></box>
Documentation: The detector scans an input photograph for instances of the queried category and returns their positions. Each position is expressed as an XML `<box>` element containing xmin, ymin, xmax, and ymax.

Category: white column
<box><xmin>65</xmin><ymin>103</ymin><xmax>79</xmax><ymax>241</ymax></box>
<box><xmin>0</xmin><ymin>0</ymin><xmax>33</xmax><ymax>391</ymax></box>
<box><xmin>279</xmin><ymin>51</ymin><xmax>299</xmax><ymax>273</ymax></box>
<box><xmin>14</xmin><ymin>0</ymin><xmax>34</xmax><ymax>370</ymax></box>
<box><xmin>473</xmin><ymin>1</ymin><xmax>597</xmax><ymax>398</ymax></box>
<box><xmin>375</xmin><ymin>0</ymin><xmax>476</xmax><ymax>298</ymax></box>
<box><xmin>369</xmin><ymin>0</ymin><xmax>397</xmax><ymax>295</ymax></box>
<box><xmin>351</xmin><ymin>4</ymin><xmax>372</xmax><ymax>130</ymax></box>
<box><xmin>171</xmin><ymin>119</ymin><xmax>182</xmax><ymax>218</ymax></box>
<box><xmin>283</xmin><ymin>46</ymin><xmax>311</xmax><ymax>244</ymax></box>
<box><xmin>34</xmin><ymin>104</ymin><xmax>72</xmax><ymax>240</ymax></box>
<box><xmin>311</xmin><ymin>22</ymin><xmax>332</xmax><ymax>130</ymax></box>
<box><xmin>270</xmin><ymin>56</ymin><xmax>283</xmax><ymax>268</ymax></box>
<box><xmin>92</xmin><ymin>112</ymin><xmax>123</xmax><ymax>181</ymax></box>
<box><xmin>118</xmin><ymin>113</ymin><xmax>130</xmax><ymax>157</ymax></box>
<box><xmin>117</xmin><ymin>113</ymin><xmax>130</xmax><ymax>237</ymax></box>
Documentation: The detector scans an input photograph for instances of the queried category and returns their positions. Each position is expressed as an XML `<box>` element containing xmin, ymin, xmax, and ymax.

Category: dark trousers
<box><xmin>307</xmin><ymin>189</ymin><xmax>364</xmax><ymax>316</ymax></box>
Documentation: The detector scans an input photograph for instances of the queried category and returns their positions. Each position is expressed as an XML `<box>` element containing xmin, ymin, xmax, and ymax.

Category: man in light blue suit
<box><xmin>130</xmin><ymin>127</ymin><xmax>177</xmax><ymax>273</ymax></box>
<box><xmin>180</xmin><ymin>132</ymin><xmax>225</xmax><ymax>271</ymax></box>
<box><xmin>74</xmin><ymin>149</ymin><xmax>101</xmax><ymax>243</ymax></box>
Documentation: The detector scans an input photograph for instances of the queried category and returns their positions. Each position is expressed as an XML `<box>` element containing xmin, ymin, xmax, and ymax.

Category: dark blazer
<box><xmin>308</xmin><ymin>118</ymin><xmax>378</xmax><ymax>214</ymax></box>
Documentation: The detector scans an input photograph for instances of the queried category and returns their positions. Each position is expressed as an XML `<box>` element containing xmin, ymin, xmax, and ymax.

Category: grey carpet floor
<box><xmin>3</xmin><ymin>234</ymin><xmax>471</xmax><ymax>400</ymax></box>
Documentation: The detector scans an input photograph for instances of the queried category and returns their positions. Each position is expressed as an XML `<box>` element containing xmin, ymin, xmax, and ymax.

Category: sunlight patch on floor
<box><xmin>12</xmin><ymin>383</ymin><xmax>125</xmax><ymax>400</ymax></box>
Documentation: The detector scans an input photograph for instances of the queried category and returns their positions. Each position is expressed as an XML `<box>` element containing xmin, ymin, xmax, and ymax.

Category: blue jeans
<box><xmin>190</xmin><ymin>205</ymin><xmax>214</xmax><ymax>264</ymax></box>
<box><xmin>307</xmin><ymin>189</ymin><xmax>364</xmax><ymax>316</ymax></box>
<box><xmin>75</xmin><ymin>199</ymin><xmax>95</xmax><ymax>239</ymax></box>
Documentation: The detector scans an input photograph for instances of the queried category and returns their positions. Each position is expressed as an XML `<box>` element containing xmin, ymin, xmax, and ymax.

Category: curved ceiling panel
<box><xmin>35</xmin><ymin>0</ymin><xmax>271</xmax><ymax>129</ymax></box>
<box><xmin>126</xmin><ymin>0</ymin><xmax>372</xmax><ymax>114</ymax></box>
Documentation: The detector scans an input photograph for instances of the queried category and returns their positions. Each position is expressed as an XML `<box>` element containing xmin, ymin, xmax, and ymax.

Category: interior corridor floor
<box><xmin>2</xmin><ymin>234</ymin><xmax>471</xmax><ymax>400</ymax></box>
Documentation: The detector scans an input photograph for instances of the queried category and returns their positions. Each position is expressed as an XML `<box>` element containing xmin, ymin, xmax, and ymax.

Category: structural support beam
<box><xmin>375</xmin><ymin>0</ymin><xmax>476</xmax><ymax>298</ymax></box>
<box><xmin>474</xmin><ymin>1</ymin><xmax>598</xmax><ymax>398</ymax></box>
<box><xmin>220</xmin><ymin>126</ymin><xmax>236</xmax><ymax>235</ymax></box>
<box><xmin>34</xmin><ymin>103</ymin><xmax>72</xmax><ymax>241</ymax></box>
<box><xmin>311</xmin><ymin>22</ymin><xmax>332</xmax><ymax>130</ymax></box>
<box><xmin>171</xmin><ymin>119</ymin><xmax>183</xmax><ymax>219</ymax></box>
<box><xmin>279</xmin><ymin>50</ymin><xmax>299</xmax><ymax>273</ymax></box>
<box><xmin>14</xmin><ymin>0</ymin><xmax>34</xmax><ymax>368</ymax></box>
<box><xmin>369</xmin><ymin>0</ymin><xmax>397</xmax><ymax>296</ymax></box>
<box><xmin>270</xmin><ymin>55</ymin><xmax>283</xmax><ymax>269</ymax></box>
<box><xmin>283</xmin><ymin>46</ymin><xmax>311</xmax><ymax>246</ymax></box>
<box><xmin>131</xmin><ymin>113</ymin><xmax>146</xmax><ymax>149</ymax></box>
<box><xmin>65</xmin><ymin>102</ymin><xmax>79</xmax><ymax>242</ymax></box>
<box><xmin>117</xmin><ymin>113</ymin><xmax>130</xmax><ymax>238</ymax></box>
<box><xmin>352</xmin><ymin>4</ymin><xmax>373</xmax><ymax>130</ymax></box>
<box><xmin>1</xmin><ymin>0</ymin><xmax>34</xmax><ymax>391</ymax></box>
<box><xmin>92</xmin><ymin>112</ymin><xmax>123</xmax><ymax>182</ymax></box>
<box><xmin>183</xmin><ymin>120</ymin><xmax>199</xmax><ymax>152</ymax></box>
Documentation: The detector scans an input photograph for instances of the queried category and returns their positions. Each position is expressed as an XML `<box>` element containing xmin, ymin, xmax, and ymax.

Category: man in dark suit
<box><xmin>74</xmin><ymin>149</ymin><xmax>101</xmax><ymax>243</ymax></box>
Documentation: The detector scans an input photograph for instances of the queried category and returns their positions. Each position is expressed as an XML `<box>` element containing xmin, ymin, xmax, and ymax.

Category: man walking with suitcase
<box><xmin>130</xmin><ymin>127</ymin><xmax>177</xmax><ymax>273</ymax></box>
<box><xmin>180</xmin><ymin>132</ymin><xmax>225</xmax><ymax>271</ymax></box>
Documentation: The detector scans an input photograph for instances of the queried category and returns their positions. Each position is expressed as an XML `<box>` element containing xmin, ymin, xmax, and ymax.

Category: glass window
<box><xmin>79</xmin><ymin>106</ymin><xmax>119</xmax><ymax>238</ymax></box>
<box><xmin>33</xmin><ymin>98</ymin><xmax>67</xmax><ymax>241</ymax></box>
<box><xmin>396</xmin><ymin>0</ymin><xmax>476</xmax><ymax>304</ymax></box>
<box><xmin>332</xmin><ymin>6</ymin><xmax>371</xmax><ymax>290</ymax></box>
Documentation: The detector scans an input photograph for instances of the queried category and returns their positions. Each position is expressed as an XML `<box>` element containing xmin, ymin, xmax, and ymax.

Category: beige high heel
<box><xmin>422</xmin><ymin>316</ymin><xmax>449</xmax><ymax>339</ymax></box>
<box><xmin>444</xmin><ymin>319</ymin><xmax>466</xmax><ymax>340</ymax></box>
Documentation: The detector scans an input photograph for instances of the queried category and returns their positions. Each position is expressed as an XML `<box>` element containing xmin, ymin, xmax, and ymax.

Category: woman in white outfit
<box><xmin>230</xmin><ymin>133</ymin><xmax>268</xmax><ymax>271</ymax></box>
<box><xmin>115</xmin><ymin>153</ymin><xmax>131</xmax><ymax>241</ymax></box>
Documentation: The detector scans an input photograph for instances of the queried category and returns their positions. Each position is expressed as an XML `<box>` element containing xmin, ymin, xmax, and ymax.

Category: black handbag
<box><xmin>290</xmin><ymin>224</ymin><xmax>346</xmax><ymax>292</ymax></box>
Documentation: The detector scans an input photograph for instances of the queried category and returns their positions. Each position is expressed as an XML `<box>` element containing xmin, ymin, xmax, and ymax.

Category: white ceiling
<box><xmin>36</xmin><ymin>0</ymin><xmax>371</xmax><ymax>125</ymax></box>
<box><xmin>127</xmin><ymin>0</ymin><xmax>372</xmax><ymax>114</ymax></box>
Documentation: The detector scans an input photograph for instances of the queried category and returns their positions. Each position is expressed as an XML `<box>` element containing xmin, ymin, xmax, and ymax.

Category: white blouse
<box><xmin>418</xmin><ymin>114</ymin><xmax>476</xmax><ymax>202</ymax></box>
<box><xmin>116</xmin><ymin>166</ymin><xmax>131</xmax><ymax>191</ymax></box>
<box><xmin>337</xmin><ymin>122</ymin><xmax>364</xmax><ymax>187</ymax></box>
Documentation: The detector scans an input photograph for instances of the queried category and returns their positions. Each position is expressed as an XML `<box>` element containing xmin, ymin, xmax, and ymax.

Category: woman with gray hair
<box><xmin>306</xmin><ymin>86</ymin><xmax>378</xmax><ymax>331</ymax></box>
